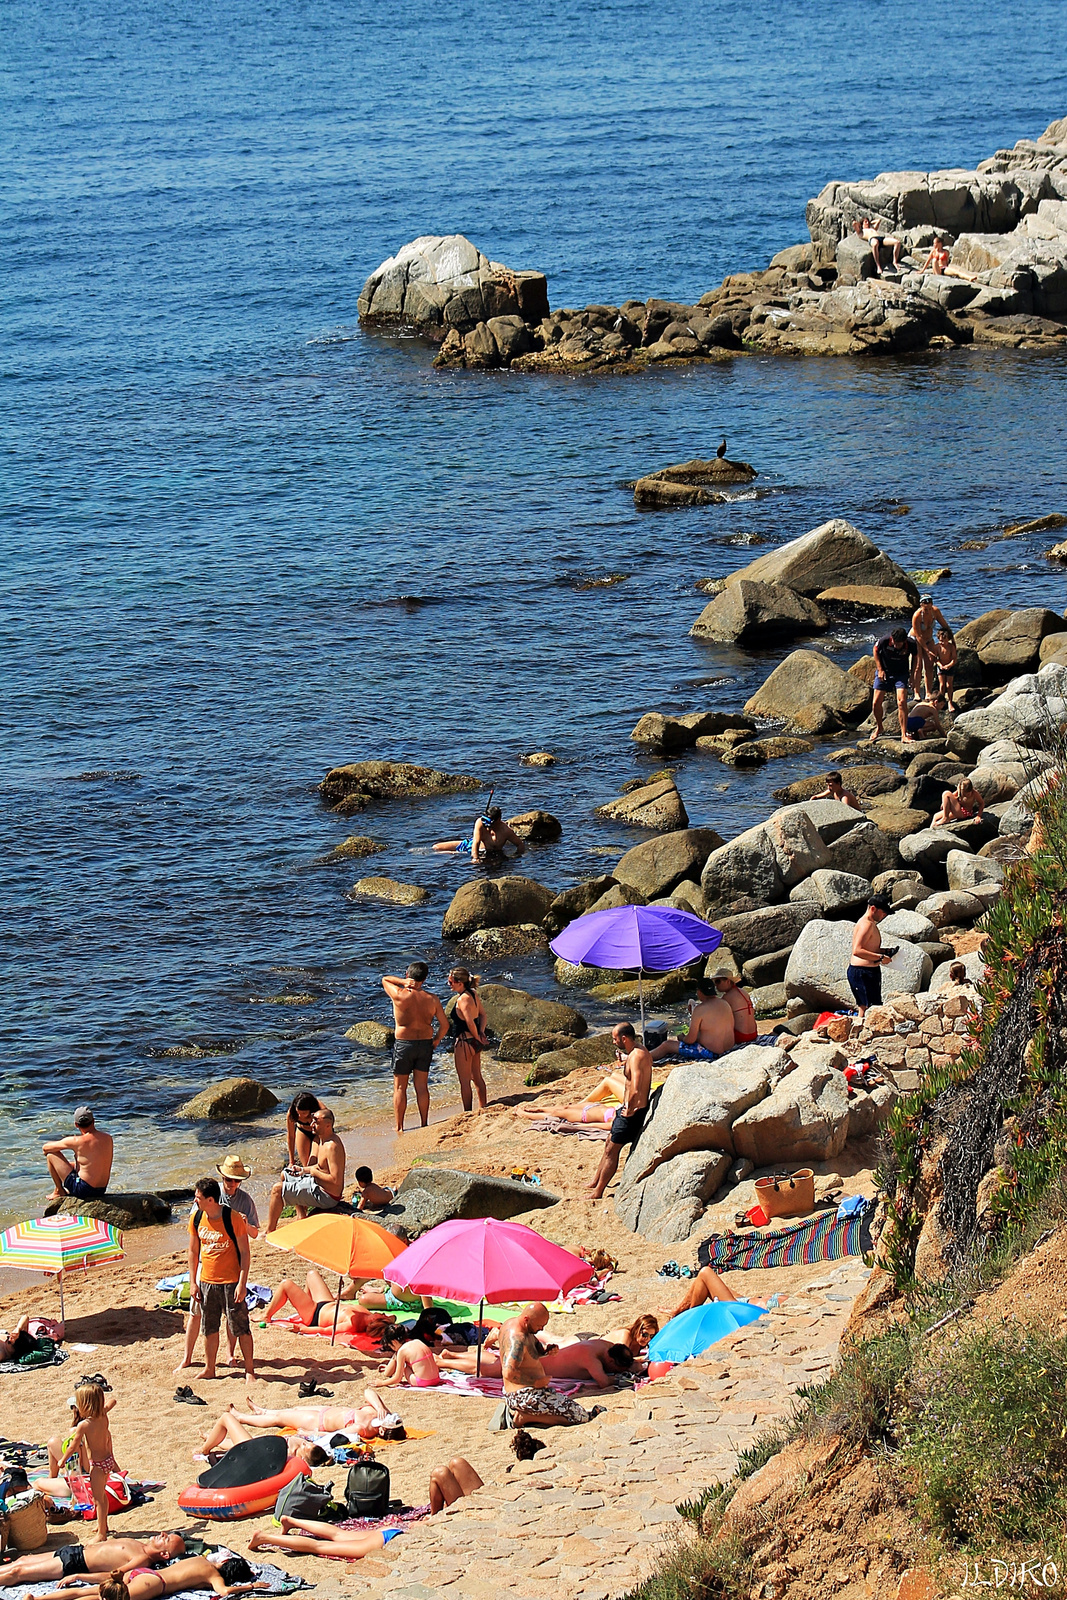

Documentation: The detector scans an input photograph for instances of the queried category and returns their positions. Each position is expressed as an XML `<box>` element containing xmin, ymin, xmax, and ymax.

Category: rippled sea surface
<box><xmin>2</xmin><ymin>0</ymin><xmax>1066</xmax><ymax>1219</ymax></box>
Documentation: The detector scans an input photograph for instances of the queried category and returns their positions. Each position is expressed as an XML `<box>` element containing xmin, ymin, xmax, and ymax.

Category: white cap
<box><xmin>378</xmin><ymin>1412</ymin><xmax>402</xmax><ymax>1429</ymax></box>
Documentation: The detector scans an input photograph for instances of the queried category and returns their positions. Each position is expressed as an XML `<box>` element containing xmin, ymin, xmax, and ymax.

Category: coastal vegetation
<box><xmin>626</xmin><ymin>759</ymin><xmax>1067</xmax><ymax>1598</ymax></box>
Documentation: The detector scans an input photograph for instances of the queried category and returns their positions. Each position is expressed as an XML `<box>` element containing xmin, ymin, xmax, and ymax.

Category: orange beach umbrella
<box><xmin>265</xmin><ymin>1212</ymin><xmax>407</xmax><ymax>1344</ymax></box>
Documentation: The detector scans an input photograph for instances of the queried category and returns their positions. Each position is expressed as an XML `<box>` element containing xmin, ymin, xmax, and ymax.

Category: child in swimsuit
<box><xmin>56</xmin><ymin>1383</ymin><xmax>121</xmax><ymax>1542</ymax></box>
<box><xmin>376</xmin><ymin>1330</ymin><xmax>442</xmax><ymax>1388</ymax></box>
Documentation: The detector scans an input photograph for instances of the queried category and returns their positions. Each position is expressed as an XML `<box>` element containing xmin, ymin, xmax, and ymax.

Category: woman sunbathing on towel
<box><xmin>263</xmin><ymin>1268</ymin><xmax>397</xmax><ymax>1336</ymax></box>
<box><xmin>27</xmin><ymin>1555</ymin><xmax>265</xmax><ymax>1600</ymax></box>
<box><xmin>514</xmin><ymin>1072</ymin><xmax>631</xmax><ymax>1126</ymax></box>
<box><xmin>196</xmin><ymin>1390</ymin><xmax>406</xmax><ymax>1453</ymax></box>
<box><xmin>666</xmin><ymin>1266</ymin><xmax>748</xmax><ymax>1319</ymax></box>
<box><xmin>248</xmin><ymin>1459</ymin><xmax>483</xmax><ymax>1561</ymax></box>
<box><xmin>376</xmin><ymin>1328</ymin><xmax>442</xmax><ymax>1388</ymax></box>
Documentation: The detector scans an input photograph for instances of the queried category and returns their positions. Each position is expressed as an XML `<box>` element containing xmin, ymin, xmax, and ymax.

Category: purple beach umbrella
<box><xmin>550</xmin><ymin>904</ymin><xmax>722</xmax><ymax>1036</ymax></box>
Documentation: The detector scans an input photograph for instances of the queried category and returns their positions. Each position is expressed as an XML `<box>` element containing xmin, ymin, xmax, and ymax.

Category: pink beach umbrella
<box><xmin>384</xmin><ymin>1217</ymin><xmax>593</xmax><ymax>1374</ymax></box>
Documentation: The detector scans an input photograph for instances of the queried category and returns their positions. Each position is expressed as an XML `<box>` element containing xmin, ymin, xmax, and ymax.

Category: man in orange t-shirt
<box><xmin>188</xmin><ymin>1176</ymin><xmax>254</xmax><ymax>1381</ymax></box>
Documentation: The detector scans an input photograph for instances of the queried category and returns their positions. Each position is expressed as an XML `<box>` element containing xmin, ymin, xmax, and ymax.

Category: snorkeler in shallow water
<box><xmin>433</xmin><ymin>804</ymin><xmax>526</xmax><ymax>864</ymax></box>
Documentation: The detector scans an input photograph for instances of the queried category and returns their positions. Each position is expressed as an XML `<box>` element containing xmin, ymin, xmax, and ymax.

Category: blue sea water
<box><xmin>2</xmin><ymin>0</ymin><xmax>1067</xmax><ymax>1218</ymax></box>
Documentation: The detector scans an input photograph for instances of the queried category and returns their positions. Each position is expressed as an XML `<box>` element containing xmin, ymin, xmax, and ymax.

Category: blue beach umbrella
<box><xmin>647</xmin><ymin>1300</ymin><xmax>767</xmax><ymax>1363</ymax></box>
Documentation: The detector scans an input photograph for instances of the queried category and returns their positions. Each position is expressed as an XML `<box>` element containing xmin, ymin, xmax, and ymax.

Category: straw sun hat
<box><xmin>216</xmin><ymin>1154</ymin><xmax>252</xmax><ymax>1180</ymax></box>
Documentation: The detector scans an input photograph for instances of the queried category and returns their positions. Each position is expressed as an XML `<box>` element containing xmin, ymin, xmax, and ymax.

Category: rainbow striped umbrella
<box><xmin>0</xmin><ymin>1214</ymin><xmax>125</xmax><ymax>1320</ymax></box>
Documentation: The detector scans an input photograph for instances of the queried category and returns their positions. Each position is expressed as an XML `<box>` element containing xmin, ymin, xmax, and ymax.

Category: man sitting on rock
<box><xmin>813</xmin><ymin>771</ymin><xmax>861</xmax><ymax>811</ymax></box>
<box><xmin>43</xmin><ymin>1107</ymin><xmax>113</xmax><ymax>1202</ymax></box>
<box><xmin>267</xmin><ymin>1106</ymin><xmax>346</xmax><ymax>1230</ymax></box>
<box><xmin>856</xmin><ymin>216</ymin><xmax>903</xmax><ymax>273</ymax></box>
<box><xmin>650</xmin><ymin>977</ymin><xmax>736</xmax><ymax>1063</ymax></box>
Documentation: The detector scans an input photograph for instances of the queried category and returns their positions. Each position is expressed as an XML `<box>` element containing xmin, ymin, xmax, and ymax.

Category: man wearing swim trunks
<box><xmin>382</xmin><ymin>962</ymin><xmax>448</xmax><ymax>1132</ymax></box>
<box><xmin>42</xmin><ymin>1106</ymin><xmax>113</xmax><ymax>1203</ymax></box>
<box><xmin>649</xmin><ymin>977</ymin><xmax>736</xmax><ymax>1064</ymax></box>
<box><xmin>267</xmin><ymin>1107</ymin><xmax>346</xmax><ymax>1230</ymax></box>
<box><xmin>909</xmin><ymin>595</ymin><xmax>951</xmax><ymax>697</ymax></box>
<box><xmin>500</xmin><ymin>1303</ymin><xmax>599</xmax><ymax>1428</ymax></box>
<box><xmin>1</xmin><ymin>1532</ymin><xmax>185</xmax><ymax>1586</ymax></box>
<box><xmin>871</xmin><ymin>626</ymin><xmax>919</xmax><ymax>742</ymax></box>
<box><xmin>587</xmin><ymin>1024</ymin><xmax>653</xmax><ymax>1200</ymax></box>
<box><xmin>847</xmin><ymin>894</ymin><xmax>893</xmax><ymax>1019</ymax></box>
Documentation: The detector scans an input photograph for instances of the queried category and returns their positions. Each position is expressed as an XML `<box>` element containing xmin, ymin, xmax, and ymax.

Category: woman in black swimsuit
<box><xmin>285</xmin><ymin>1091</ymin><xmax>321</xmax><ymax>1168</ymax></box>
<box><xmin>446</xmin><ymin>968</ymin><xmax>490</xmax><ymax>1114</ymax></box>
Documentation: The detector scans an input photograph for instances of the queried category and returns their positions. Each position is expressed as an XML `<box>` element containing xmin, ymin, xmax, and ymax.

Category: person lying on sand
<box><xmin>438</xmin><ymin>1337</ymin><xmax>631</xmax><ymax>1387</ymax></box>
<box><xmin>2</xmin><ymin>1534</ymin><xmax>185</xmax><ymax>1588</ymax></box>
<box><xmin>207</xmin><ymin>1390</ymin><xmax>406</xmax><ymax>1446</ymax></box>
<box><xmin>515</xmin><ymin>1070</ymin><xmax>632</xmax><ymax>1126</ymax></box>
<box><xmin>358</xmin><ymin>1282</ymin><xmax>432</xmax><ymax>1313</ymax></box>
<box><xmin>0</xmin><ymin>1313</ymin><xmax>49</xmax><ymax>1364</ymax></box>
<box><xmin>263</xmin><ymin>1268</ymin><xmax>397</xmax><ymax>1335</ymax></box>
<box><xmin>664</xmin><ymin>1265</ymin><xmax>769</xmax><ymax>1320</ymax></box>
<box><xmin>194</xmin><ymin>1410</ymin><xmax>328</xmax><ymax>1466</ymax></box>
<box><xmin>249</xmin><ymin>1460</ymin><xmax>482</xmax><ymax>1559</ymax></box>
<box><xmin>376</xmin><ymin>1329</ymin><xmax>442</xmax><ymax>1387</ymax></box>
<box><xmin>499</xmin><ymin>1303</ymin><xmax>604</xmax><ymax>1427</ymax></box>
<box><xmin>603</xmin><ymin>1314</ymin><xmax>660</xmax><ymax>1357</ymax></box>
<box><xmin>28</xmin><ymin>1554</ymin><xmax>265</xmax><ymax>1600</ymax></box>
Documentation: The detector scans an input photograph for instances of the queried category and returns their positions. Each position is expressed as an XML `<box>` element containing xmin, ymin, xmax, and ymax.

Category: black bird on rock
<box><xmin>716</xmin><ymin>438</ymin><xmax>727</xmax><ymax>459</ymax></box>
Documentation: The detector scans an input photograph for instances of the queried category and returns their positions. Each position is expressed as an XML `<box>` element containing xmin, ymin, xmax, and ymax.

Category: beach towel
<box><xmin>0</xmin><ymin>1567</ymin><xmax>308</xmax><ymax>1600</ymax></box>
<box><xmin>525</xmin><ymin>1116</ymin><xmax>610</xmax><ymax>1140</ymax></box>
<box><xmin>0</xmin><ymin>1348</ymin><xmax>67</xmax><ymax>1375</ymax></box>
<box><xmin>698</xmin><ymin>1201</ymin><xmax>874</xmax><ymax>1272</ymax></box>
<box><xmin>432</xmin><ymin>1370</ymin><xmax>582</xmax><ymax>1398</ymax></box>
<box><xmin>337</xmin><ymin>1502</ymin><xmax>433</xmax><ymax>1530</ymax></box>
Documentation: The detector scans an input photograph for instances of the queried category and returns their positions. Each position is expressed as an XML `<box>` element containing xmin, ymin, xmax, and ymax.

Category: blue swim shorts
<box><xmin>676</xmin><ymin>1042</ymin><xmax>718</xmax><ymax>1062</ymax></box>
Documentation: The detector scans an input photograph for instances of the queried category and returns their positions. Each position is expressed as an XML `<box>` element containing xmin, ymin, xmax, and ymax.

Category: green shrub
<box><xmin>798</xmin><ymin>1323</ymin><xmax>913</xmax><ymax>1447</ymax></box>
<box><xmin>901</xmin><ymin>1323</ymin><xmax>1067</xmax><ymax>1545</ymax></box>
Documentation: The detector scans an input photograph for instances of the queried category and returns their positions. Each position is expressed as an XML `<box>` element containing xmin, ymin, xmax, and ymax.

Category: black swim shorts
<box><xmin>393</xmin><ymin>1038</ymin><xmax>433</xmax><ymax>1077</ymax></box>
<box><xmin>609</xmin><ymin>1107</ymin><xmax>647</xmax><ymax>1147</ymax></box>
<box><xmin>58</xmin><ymin>1546</ymin><xmax>90</xmax><ymax>1577</ymax></box>
<box><xmin>846</xmin><ymin>963</ymin><xmax>883</xmax><ymax>1009</ymax></box>
<box><xmin>64</xmin><ymin>1173</ymin><xmax>107</xmax><ymax>1200</ymax></box>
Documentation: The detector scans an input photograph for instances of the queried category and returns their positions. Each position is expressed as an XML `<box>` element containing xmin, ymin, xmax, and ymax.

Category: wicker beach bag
<box><xmin>7</xmin><ymin>1493</ymin><xmax>48</xmax><ymax>1550</ymax></box>
<box><xmin>754</xmin><ymin>1169</ymin><xmax>815</xmax><ymax>1220</ymax></box>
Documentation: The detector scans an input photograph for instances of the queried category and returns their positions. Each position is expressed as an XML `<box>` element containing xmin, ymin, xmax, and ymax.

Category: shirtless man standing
<box><xmin>499</xmin><ymin>1303</ymin><xmax>600</xmax><ymax>1428</ymax></box>
<box><xmin>910</xmin><ymin>596</ymin><xmax>951</xmax><ymax>697</ymax></box>
<box><xmin>814</xmin><ymin>771</ymin><xmax>862</xmax><ymax>811</ymax></box>
<box><xmin>710</xmin><ymin>971</ymin><xmax>758</xmax><ymax>1045</ymax></box>
<box><xmin>649</xmin><ymin>978</ymin><xmax>736</xmax><ymax>1063</ymax></box>
<box><xmin>266</xmin><ymin>1106</ymin><xmax>346</xmax><ymax>1230</ymax></box>
<box><xmin>846</xmin><ymin>894</ymin><xmax>893</xmax><ymax>1019</ymax></box>
<box><xmin>43</xmin><ymin>1107</ymin><xmax>113</xmax><ymax>1201</ymax></box>
<box><xmin>382</xmin><ymin>962</ymin><xmax>448</xmax><ymax>1131</ymax></box>
<box><xmin>588</xmin><ymin>1024</ymin><xmax>653</xmax><ymax>1200</ymax></box>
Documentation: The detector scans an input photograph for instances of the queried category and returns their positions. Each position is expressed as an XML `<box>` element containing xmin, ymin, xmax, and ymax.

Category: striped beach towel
<box><xmin>699</xmin><ymin>1202</ymin><xmax>872</xmax><ymax>1272</ymax></box>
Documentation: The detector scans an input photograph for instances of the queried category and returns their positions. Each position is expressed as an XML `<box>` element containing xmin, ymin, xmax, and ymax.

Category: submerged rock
<box><xmin>345</xmin><ymin>1020</ymin><xmax>396</xmax><ymax>1049</ymax></box>
<box><xmin>348</xmin><ymin>877</ymin><xmax>429</xmax><ymax>906</ymax></box>
<box><xmin>320</xmin><ymin>760</ymin><xmax>481</xmax><ymax>814</ymax></box>
<box><xmin>176</xmin><ymin>1077</ymin><xmax>280</xmax><ymax>1120</ymax></box>
<box><xmin>633</xmin><ymin>456</ymin><xmax>757</xmax><ymax>507</ymax></box>
<box><xmin>325</xmin><ymin>835</ymin><xmax>386</xmax><ymax>860</ymax></box>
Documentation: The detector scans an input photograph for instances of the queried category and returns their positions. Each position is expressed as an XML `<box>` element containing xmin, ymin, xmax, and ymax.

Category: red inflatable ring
<box><xmin>178</xmin><ymin>1455</ymin><xmax>309</xmax><ymax>1521</ymax></box>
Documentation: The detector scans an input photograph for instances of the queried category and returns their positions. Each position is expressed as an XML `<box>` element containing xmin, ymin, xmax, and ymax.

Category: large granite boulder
<box><xmin>721</xmin><ymin>519</ymin><xmax>920</xmax><ymax>603</ymax></box>
<box><xmin>816</xmin><ymin>584</ymin><xmax>914</xmax><ymax>616</ymax></box>
<box><xmin>744</xmin><ymin>649</ymin><xmax>871</xmax><ymax>733</ymax></box>
<box><xmin>916</xmin><ymin>888</ymin><xmax>988</xmax><ymax>927</ymax></box>
<box><xmin>525</xmin><ymin>1030</ymin><xmax>618</xmax><ymax>1085</ymax></box>
<box><xmin>506</xmin><ymin>810</ymin><xmax>563</xmax><ymax>843</ymax></box>
<box><xmin>595</xmin><ymin>778</ymin><xmax>688</xmax><ymax>831</ymax></box>
<box><xmin>542</xmin><ymin>876</ymin><xmax>616</xmax><ymax>937</ymax></box>
<box><xmin>701</xmin><ymin>809</ymin><xmax>830</xmax><ymax>916</ymax></box>
<box><xmin>788</xmin><ymin>798</ymin><xmax>873</xmax><ymax>845</ymax></box>
<box><xmin>784</xmin><ymin>919</ymin><xmax>931</xmax><ymax>1010</ymax></box>
<box><xmin>614</xmin><ymin>1149</ymin><xmax>732</xmax><ymax>1241</ymax></box>
<box><xmin>630</xmin><ymin>710</ymin><xmax>754</xmax><ymax>751</ymax></box>
<box><xmin>44</xmin><ymin>1192</ymin><xmax>173</xmax><ymax>1230</ymax></box>
<box><xmin>690</xmin><ymin>580</ymin><xmax>828</xmax><ymax>644</ymax></box>
<box><xmin>847</xmin><ymin>1082</ymin><xmax>901</xmax><ymax>1141</ymax></box>
<box><xmin>956</xmin><ymin>609</ymin><xmax>1014</xmax><ymax>649</ymax></box>
<box><xmin>614</xmin><ymin>1050</ymin><xmax>777</xmax><ymax>1191</ymax></box>
<box><xmin>474</xmin><ymin>983</ymin><xmax>586</xmax><ymax>1039</ymax></box>
<box><xmin>946</xmin><ymin>849</ymin><xmax>1005</xmax><ymax>905</ymax></box>
<box><xmin>358</xmin><ymin>236</ymin><xmax>549</xmax><ymax>335</ymax></box>
<box><xmin>177</xmin><ymin>1078</ymin><xmax>280</xmax><ymax>1120</ymax></box>
<box><xmin>714</xmin><ymin>902</ymin><xmax>822</xmax><ymax>960</ymax></box>
<box><xmin>442</xmin><ymin>876</ymin><xmax>557</xmax><ymax>938</ymax></box>
<box><xmin>613</xmin><ymin>828</ymin><xmax>723</xmax><ymax>899</ymax></box>
<box><xmin>879</xmin><ymin>909</ymin><xmax>939</xmax><ymax>944</ymax></box>
<box><xmin>320</xmin><ymin>760</ymin><xmax>481</xmax><ymax>814</ymax></box>
<box><xmin>790</xmin><ymin>868</ymin><xmax>873</xmax><ymax>918</ymax></box>
<box><xmin>976</xmin><ymin>607</ymin><xmax>1064</xmax><ymax>671</ymax></box>
<box><xmin>381</xmin><ymin>1167</ymin><xmax>559</xmax><ymax>1239</ymax></box>
<box><xmin>731</xmin><ymin>1060</ymin><xmax>851</xmax><ymax>1166</ymax></box>
<box><xmin>949</xmin><ymin>662</ymin><xmax>1067</xmax><ymax>760</ymax></box>
<box><xmin>898</xmin><ymin>828</ymin><xmax>972</xmax><ymax>874</ymax></box>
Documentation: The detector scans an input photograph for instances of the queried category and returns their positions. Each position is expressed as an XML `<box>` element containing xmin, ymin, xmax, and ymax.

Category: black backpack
<box><xmin>345</xmin><ymin>1457</ymin><xmax>390</xmax><ymax>1518</ymax></box>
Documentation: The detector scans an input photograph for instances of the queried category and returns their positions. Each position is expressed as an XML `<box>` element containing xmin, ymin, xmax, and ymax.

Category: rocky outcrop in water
<box><xmin>359</xmin><ymin>118</ymin><xmax>1067</xmax><ymax>370</ymax></box>
<box><xmin>633</xmin><ymin>456</ymin><xmax>757</xmax><ymax>507</ymax></box>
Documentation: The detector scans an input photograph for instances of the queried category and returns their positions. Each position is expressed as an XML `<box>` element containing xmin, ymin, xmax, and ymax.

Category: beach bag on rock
<box><xmin>755</xmin><ymin>1169</ymin><xmax>815</xmax><ymax>1220</ymax></box>
<box><xmin>274</xmin><ymin>1473</ymin><xmax>340</xmax><ymax>1523</ymax></box>
<box><xmin>345</xmin><ymin>1457</ymin><xmax>390</xmax><ymax>1518</ymax></box>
